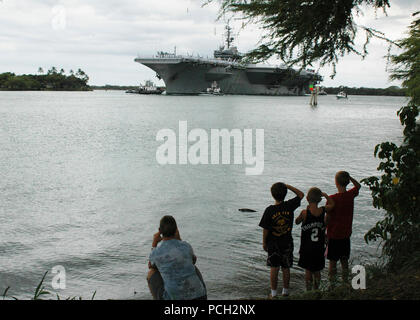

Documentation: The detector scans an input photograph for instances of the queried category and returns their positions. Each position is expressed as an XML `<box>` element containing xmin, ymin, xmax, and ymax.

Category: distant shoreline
<box><xmin>0</xmin><ymin>88</ymin><xmax>92</xmax><ymax>92</ymax></box>
<box><xmin>0</xmin><ymin>69</ymin><xmax>90</xmax><ymax>91</ymax></box>
<box><xmin>322</xmin><ymin>86</ymin><xmax>406</xmax><ymax>96</ymax></box>
<box><xmin>90</xmin><ymin>85</ymin><xmax>406</xmax><ymax>96</ymax></box>
<box><xmin>0</xmin><ymin>88</ymin><xmax>407</xmax><ymax>97</ymax></box>
<box><xmin>0</xmin><ymin>82</ymin><xmax>407</xmax><ymax>97</ymax></box>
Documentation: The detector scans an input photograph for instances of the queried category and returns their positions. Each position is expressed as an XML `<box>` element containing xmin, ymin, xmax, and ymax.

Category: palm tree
<box><xmin>76</xmin><ymin>68</ymin><xmax>84</xmax><ymax>77</ymax></box>
<box><xmin>38</xmin><ymin>67</ymin><xmax>44</xmax><ymax>74</ymax></box>
<box><xmin>48</xmin><ymin>67</ymin><xmax>57</xmax><ymax>75</ymax></box>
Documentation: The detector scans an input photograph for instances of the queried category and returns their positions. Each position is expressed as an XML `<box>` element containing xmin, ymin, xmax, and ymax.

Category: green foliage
<box><xmin>33</xmin><ymin>271</ymin><xmax>50</xmax><ymax>300</ymax></box>
<box><xmin>208</xmin><ymin>0</ymin><xmax>394</xmax><ymax>75</ymax></box>
<box><xmin>390</xmin><ymin>13</ymin><xmax>420</xmax><ymax>106</ymax></box>
<box><xmin>361</xmin><ymin>13</ymin><xmax>420</xmax><ymax>270</ymax></box>
<box><xmin>0</xmin><ymin>67</ymin><xmax>90</xmax><ymax>91</ymax></box>
<box><xmin>2</xmin><ymin>272</ymin><xmax>97</xmax><ymax>300</ymax></box>
<box><xmin>2</xmin><ymin>287</ymin><xmax>11</xmax><ymax>300</ymax></box>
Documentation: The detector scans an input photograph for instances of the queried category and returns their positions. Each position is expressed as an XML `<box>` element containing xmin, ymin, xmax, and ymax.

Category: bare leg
<box><xmin>270</xmin><ymin>267</ymin><xmax>280</xmax><ymax>290</ymax></box>
<box><xmin>313</xmin><ymin>271</ymin><xmax>321</xmax><ymax>290</ymax></box>
<box><xmin>341</xmin><ymin>258</ymin><xmax>349</xmax><ymax>282</ymax></box>
<box><xmin>147</xmin><ymin>268</ymin><xmax>156</xmax><ymax>282</ymax></box>
<box><xmin>329</xmin><ymin>260</ymin><xmax>337</xmax><ymax>280</ymax></box>
<box><xmin>147</xmin><ymin>269</ymin><xmax>159</xmax><ymax>299</ymax></box>
<box><xmin>282</xmin><ymin>267</ymin><xmax>290</xmax><ymax>289</ymax></box>
<box><xmin>305</xmin><ymin>270</ymin><xmax>313</xmax><ymax>291</ymax></box>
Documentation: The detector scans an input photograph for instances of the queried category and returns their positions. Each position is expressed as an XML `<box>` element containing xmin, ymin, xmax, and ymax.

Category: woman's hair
<box><xmin>159</xmin><ymin>215</ymin><xmax>177</xmax><ymax>237</ymax></box>
<box><xmin>307</xmin><ymin>187</ymin><xmax>322</xmax><ymax>204</ymax></box>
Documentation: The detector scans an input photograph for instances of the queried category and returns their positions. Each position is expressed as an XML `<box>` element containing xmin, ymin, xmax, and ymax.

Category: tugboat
<box><xmin>200</xmin><ymin>81</ymin><xmax>223</xmax><ymax>96</ymax></box>
<box><xmin>126</xmin><ymin>80</ymin><xmax>164</xmax><ymax>95</ymax></box>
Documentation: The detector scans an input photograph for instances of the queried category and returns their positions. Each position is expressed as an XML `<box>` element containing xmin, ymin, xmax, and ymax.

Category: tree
<box><xmin>76</xmin><ymin>68</ymin><xmax>89</xmax><ymax>84</ymax></box>
<box><xmin>389</xmin><ymin>14</ymin><xmax>420</xmax><ymax>106</ymax></box>
<box><xmin>207</xmin><ymin>0</ymin><xmax>395</xmax><ymax>75</ymax></box>
<box><xmin>48</xmin><ymin>66</ymin><xmax>58</xmax><ymax>75</ymax></box>
<box><xmin>361</xmin><ymin>14</ymin><xmax>419</xmax><ymax>270</ymax></box>
<box><xmin>38</xmin><ymin>67</ymin><xmax>44</xmax><ymax>74</ymax></box>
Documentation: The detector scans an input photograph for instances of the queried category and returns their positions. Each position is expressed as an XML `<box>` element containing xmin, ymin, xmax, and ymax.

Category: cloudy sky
<box><xmin>0</xmin><ymin>0</ymin><xmax>418</xmax><ymax>87</ymax></box>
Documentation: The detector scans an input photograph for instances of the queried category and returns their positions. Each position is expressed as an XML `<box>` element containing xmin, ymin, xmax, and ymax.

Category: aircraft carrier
<box><xmin>135</xmin><ymin>26</ymin><xmax>322</xmax><ymax>95</ymax></box>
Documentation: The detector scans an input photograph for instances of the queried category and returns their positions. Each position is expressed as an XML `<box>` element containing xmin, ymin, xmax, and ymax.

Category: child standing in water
<box><xmin>296</xmin><ymin>187</ymin><xmax>335</xmax><ymax>291</ymax></box>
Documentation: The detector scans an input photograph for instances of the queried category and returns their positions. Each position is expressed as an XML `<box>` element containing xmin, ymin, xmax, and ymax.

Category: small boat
<box><xmin>336</xmin><ymin>91</ymin><xmax>348</xmax><ymax>99</ymax></box>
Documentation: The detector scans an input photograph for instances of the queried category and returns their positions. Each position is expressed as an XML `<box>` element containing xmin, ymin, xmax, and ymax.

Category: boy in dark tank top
<box><xmin>295</xmin><ymin>187</ymin><xmax>335</xmax><ymax>291</ymax></box>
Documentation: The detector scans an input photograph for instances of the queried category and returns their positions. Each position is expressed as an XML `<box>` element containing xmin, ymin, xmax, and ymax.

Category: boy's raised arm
<box><xmin>325</xmin><ymin>211</ymin><xmax>331</xmax><ymax>226</ymax></box>
<box><xmin>286</xmin><ymin>184</ymin><xmax>304</xmax><ymax>200</ymax></box>
<box><xmin>349</xmin><ymin>175</ymin><xmax>361</xmax><ymax>190</ymax></box>
<box><xmin>322</xmin><ymin>192</ymin><xmax>335</xmax><ymax>213</ymax></box>
<box><xmin>295</xmin><ymin>210</ymin><xmax>306</xmax><ymax>225</ymax></box>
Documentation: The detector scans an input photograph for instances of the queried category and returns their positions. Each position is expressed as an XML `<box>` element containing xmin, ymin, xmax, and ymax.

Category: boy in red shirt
<box><xmin>326</xmin><ymin>171</ymin><xmax>361</xmax><ymax>281</ymax></box>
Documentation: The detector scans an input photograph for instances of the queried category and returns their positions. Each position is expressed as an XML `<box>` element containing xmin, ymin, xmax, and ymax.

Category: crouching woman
<box><xmin>147</xmin><ymin>215</ymin><xmax>207</xmax><ymax>300</ymax></box>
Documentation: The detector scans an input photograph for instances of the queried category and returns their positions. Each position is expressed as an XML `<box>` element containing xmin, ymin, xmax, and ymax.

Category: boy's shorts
<box><xmin>326</xmin><ymin>238</ymin><xmax>350</xmax><ymax>261</ymax></box>
<box><xmin>267</xmin><ymin>239</ymin><xmax>293</xmax><ymax>268</ymax></box>
<box><xmin>298</xmin><ymin>249</ymin><xmax>325</xmax><ymax>272</ymax></box>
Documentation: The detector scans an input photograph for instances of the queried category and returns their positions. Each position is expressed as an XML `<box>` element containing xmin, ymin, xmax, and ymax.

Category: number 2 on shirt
<box><xmin>311</xmin><ymin>229</ymin><xmax>319</xmax><ymax>242</ymax></box>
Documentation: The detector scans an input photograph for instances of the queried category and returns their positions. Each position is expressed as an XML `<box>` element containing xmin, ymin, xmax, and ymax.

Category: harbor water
<box><xmin>0</xmin><ymin>91</ymin><xmax>407</xmax><ymax>299</ymax></box>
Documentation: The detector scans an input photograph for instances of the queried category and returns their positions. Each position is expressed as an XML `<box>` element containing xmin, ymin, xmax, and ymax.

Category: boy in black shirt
<box><xmin>259</xmin><ymin>182</ymin><xmax>304</xmax><ymax>298</ymax></box>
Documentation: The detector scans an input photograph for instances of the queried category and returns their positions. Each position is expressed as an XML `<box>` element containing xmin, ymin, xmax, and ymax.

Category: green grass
<box><xmin>2</xmin><ymin>271</ymin><xmax>97</xmax><ymax>300</ymax></box>
<box><xmin>3</xmin><ymin>261</ymin><xmax>419</xmax><ymax>300</ymax></box>
<box><xmin>290</xmin><ymin>263</ymin><xmax>420</xmax><ymax>300</ymax></box>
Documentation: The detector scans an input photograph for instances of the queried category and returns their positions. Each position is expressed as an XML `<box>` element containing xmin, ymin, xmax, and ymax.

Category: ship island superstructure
<box><xmin>135</xmin><ymin>26</ymin><xmax>322</xmax><ymax>96</ymax></box>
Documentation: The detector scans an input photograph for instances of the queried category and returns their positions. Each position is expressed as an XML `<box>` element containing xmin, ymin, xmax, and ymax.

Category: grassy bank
<box><xmin>289</xmin><ymin>262</ymin><xmax>420</xmax><ymax>300</ymax></box>
<box><xmin>3</xmin><ymin>260</ymin><xmax>419</xmax><ymax>300</ymax></box>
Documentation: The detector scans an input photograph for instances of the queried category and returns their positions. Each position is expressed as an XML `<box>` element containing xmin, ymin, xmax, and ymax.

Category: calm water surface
<box><xmin>0</xmin><ymin>91</ymin><xmax>407</xmax><ymax>299</ymax></box>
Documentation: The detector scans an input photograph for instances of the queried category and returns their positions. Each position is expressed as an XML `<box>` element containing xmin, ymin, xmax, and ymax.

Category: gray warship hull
<box><xmin>135</xmin><ymin>55</ymin><xmax>321</xmax><ymax>96</ymax></box>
